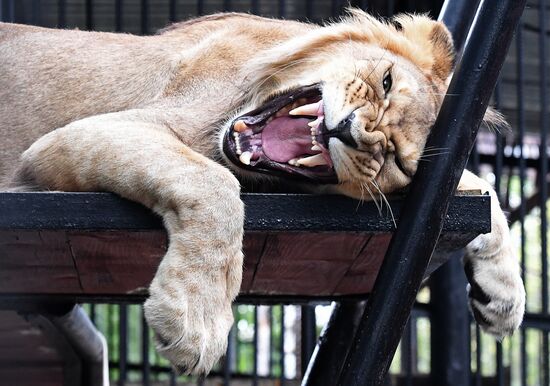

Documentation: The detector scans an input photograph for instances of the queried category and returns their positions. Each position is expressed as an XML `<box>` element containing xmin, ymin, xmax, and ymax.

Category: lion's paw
<box><xmin>464</xmin><ymin>255</ymin><xmax>525</xmax><ymax>338</ymax></box>
<box><xmin>143</xmin><ymin>279</ymin><xmax>235</xmax><ymax>375</ymax></box>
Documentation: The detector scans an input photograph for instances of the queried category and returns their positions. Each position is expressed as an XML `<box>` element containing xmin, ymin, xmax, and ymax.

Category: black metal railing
<box><xmin>2</xmin><ymin>0</ymin><xmax>549</xmax><ymax>385</ymax></box>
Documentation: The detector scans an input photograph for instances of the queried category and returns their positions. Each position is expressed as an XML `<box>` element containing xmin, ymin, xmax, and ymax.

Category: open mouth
<box><xmin>222</xmin><ymin>84</ymin><xmax>338</xmax><ymax>184</ymax></box>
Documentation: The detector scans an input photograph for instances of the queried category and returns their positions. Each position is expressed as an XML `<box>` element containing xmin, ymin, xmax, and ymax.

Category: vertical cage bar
<box><xmin>386</xmin><ymin>0</ymin><xmax>395</xmax><ymax>17</ymax></box>
<box><xmin>142</xmin><ymin>310</ymin><xmax>150</xmax><ymax>386</ymax></box>
<box><xmin>280</xmin><ymin>305</ymin><xmax>285</xmax><ymax>386</ymax></box>
<box><xmin>494</xmin><ymin>82</ymin><xmax>504</xmax><ymax>199</ymax></box>
<box><xmin>475</xmin><ymin>326</ymin><xmax>482</xmax><ymax>386</ymax></box>
<box><xmin>223</xmin><ymin>326</ymin><xmax>233</xmax><ymax>386</ymax></box>
<box><xmin>108</xmin><ymin>304</ymin><xmax>114</xmax><ymax>359</ymax></box>
<box><xmin>169</xmin><ymin>0</ymin><xmax>176</xmax><ymax>22</ymax></box>
<box><xmin>331</xmin><ymin>0</ymin><xmax>341</xmax><ymax>17</ymax></box>
<box><xmin>85</xmin><ymin>0</ymin><xmax>93</xmax><ymax>30</ymax></box>
<box><xmin>494</xmin><ymin>73</ymin><xmax>504</xmax><ymax>386</ymax></box>
<box><xmin>115</xmin><ymin>0</ymin><xmax>122</xmax><ymax>31</ymax></box>
<box><xmin>57</xmin><ymin>0</ymin><xmax>66</xmax><ymax>28</ymax></box>
<box><xmin>402</xmin><ymin>320</ymin><xmax>413</xmax><ymax>386</ymax></box>
<box><xmin>496</xmin><ymin>342</ymin><xmax>504</xmax><ymax>386</ymax></box>
<box><xmin>269</xmin><ymin>306</ymin><xmax>274</xmax><ymax>377</ymax></box>
<box><xmin>169</xmin><ymin>370</ymin><xmax>176</xmax><ymax>386</ymax></box>
<box><xmin>515</xmin><ymin>20</ymin><xmax>528</xmax><ymax>386</ymax></box>
<box><xmin>300</xmin><ymin>305</ymin><xmax>317</xmax><ymax>376</ymax></box>
<box><xmin>197</xmin><ymin>0</ymin><xmax>204</xmax><ymax>15</ymax></box>
<box><xmin>118</xmin><ymin>304</ymin><xmax>128</xmax><ymax>385</ymax></box>
<box><xmin>539</xmin><ymin>0</ymin><xmax>550</xmax><ymax>382</ymax></box>
<box><xmin>430</xmin><ymin>256</ymin><xmax>470</xmax><ymax>386</ymax></box>
<box><xmin>253</xmin><ymin>306</ymin><xmax>259</xmax><ymax>386</ymax></box>
<box><xmin>250</xmin><ymin>0</ymin><xmax>259</xmax><ymax>15</ymax></box>
<box><xmin>278</xmin><ymin>0</ymin><xmax>285</xmax><ymax>17</ymax></box>
<box><xmin>90</xmin><ymin>303</ymin><xmax>96</xmax><ymax>324</ymax></box>
<box><xmin>140</xmin><ymin>0</ymin><xmax>148</xmax><ymax>35</ymax></box>
<box><xmin>305</xmin><ymin>0</ymin><xmax>313</xmax><ymax>19</ymax></box>
<box><xmin>2</xmin><ymin>0</ymin><xmax>14</xmax><ymax>22</ymax></box>
<box><xmin>223</xmin><ymin>0</ymin><xmax>231</xmax><ymax>12</ymax></box>
<box><xmin>31</xmin><ymin>0</ymin><xmax>41</xmax><ymax>25</ymax></box>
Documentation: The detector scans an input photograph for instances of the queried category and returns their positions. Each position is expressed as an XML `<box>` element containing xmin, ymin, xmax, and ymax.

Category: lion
<box><xmin>0</xmin><ymin>10</ymin><xmax>525</xmax><ymax>375</ymax></box>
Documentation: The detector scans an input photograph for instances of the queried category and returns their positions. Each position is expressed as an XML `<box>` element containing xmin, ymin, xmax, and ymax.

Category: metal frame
<box><xmin>302</xmin><ymin>0</ymin><xmax>527</xmax><ymax>384</ymax></box>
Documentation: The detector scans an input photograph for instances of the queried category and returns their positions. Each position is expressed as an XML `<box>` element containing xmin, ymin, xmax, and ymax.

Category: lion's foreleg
<box><xmin>458</xmin><ymin>169</ymin><xmax>525</xmax><ymax>337</ymax></box>
<box><xmin>13</xmin><ymin>116</ymin><xmax>244</xmax><ymax>375</ymax></box>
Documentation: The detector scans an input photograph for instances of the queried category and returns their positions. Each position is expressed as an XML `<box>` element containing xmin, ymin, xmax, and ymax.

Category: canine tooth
<box><xmin>308</xmin><ymin>116</ymin><xmax>323</xmax><ymax>129</ymax></box>
<box><xmin>297</xmin><ymin>154</ymin><xmax>327</xmax><ymax>167</ymax></box>
<box><xmin>311</xmin><ymin>145</ymin><xmax>322</xmax><ymax>151</ymax></box>
<box><xmin>288</xmin><ymin>158</ymin><xmax>299</xmax><ymax>166</ymax></box>
<box><xmin>289</xmin><ymin>101</ymin><xmax>322</xmax><ymax>116</ymax></box>
<box><xmin>239</xmin><ymin>151</ymin><xmax>252</xmax><ymax>165</ymax></box>
<box><xmin>234</xmin><ymin>120</ymin><xmax>248</xmax><ymax>132</ymax></box>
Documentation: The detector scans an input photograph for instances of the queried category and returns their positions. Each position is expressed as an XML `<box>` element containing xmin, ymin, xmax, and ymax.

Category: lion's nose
<box><xmin>326</xmin><ymin>112</ymin><xmax>358</xmax><ymax>148</ymax></box>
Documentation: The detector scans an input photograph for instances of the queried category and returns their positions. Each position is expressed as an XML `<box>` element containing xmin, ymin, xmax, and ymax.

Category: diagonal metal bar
<box><xmin>336</xmin><ymin>0</ymin><xmax>527</xmax><ymax>384</ymax></box>
<box><xmin>301</xmin><ymin>1</ymin><xmax>481</xmax><ymax>384</ymax></box>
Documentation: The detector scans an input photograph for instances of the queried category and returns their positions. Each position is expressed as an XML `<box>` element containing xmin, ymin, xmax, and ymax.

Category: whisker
<box><xmin>363</xmin><ymin>182</ymin><xmax>382</xmax><ymax>216</ymax></box>
<box><xmin>418</xmin><ymin>151</ymin><xmax>450</xmax><ymax>158</ymax></box>
<box><xmin>423</xmin><ymin>146</ymin><xmax>449</xmax><ymax>151</ymax></box>
<box><xmin>371</xmin><ymin>180</ymin><xmax>396</xmax><ymax>228</ymax></box>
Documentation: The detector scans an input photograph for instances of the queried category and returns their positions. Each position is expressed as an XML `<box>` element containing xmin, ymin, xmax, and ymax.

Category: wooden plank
<box><xmin>241</xmin><ymin>232</ymin><xmax>267</xmax><ymax>293</ymax></box>
<box><xmin>68</xmin><ymin>231</ymin><xmax>166</xmax><ymax>294</ymax></box>
<box><xmin>0</xmin><ymin>231</ymin><xmax>81</xmax><ymax>293</ymax></box>
<box><xmin>250</xmin><ymin>234</ymin><xmax>368</xmax><ymax>296</ymax></box>
<box><xmin>334</xmin><ymin>234</ymin><xmax>392</xmax><ymax>295</ymax></box>
<box><xmin>0</xmin><ymin>192</ymin><xmax>491</xmax><ymax>233</ymax></box>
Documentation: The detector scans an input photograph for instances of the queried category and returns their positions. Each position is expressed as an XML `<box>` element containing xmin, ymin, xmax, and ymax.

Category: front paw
<box><xmin>143</xmin><ymin>244</ymin><xmax>243</xmax><ymax>375</ymax></box>
<box><xmin>464</xmin><ymin>253</ymin><xmax>525</xmax><ymax>338</ymax></box>
<box><xmin>144</xmin><ymin>278</ymin><xmax>235</xmax><ymax>375</ymax></box>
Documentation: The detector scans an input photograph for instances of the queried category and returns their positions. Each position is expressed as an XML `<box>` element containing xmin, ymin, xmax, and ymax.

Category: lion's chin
<box><xmin>222</xmin><ymin>84</ymin><xmax>338</xmax><ymax>184</ymax></box>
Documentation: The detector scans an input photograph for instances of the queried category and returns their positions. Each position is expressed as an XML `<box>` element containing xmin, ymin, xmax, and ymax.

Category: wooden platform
<box><xmin>0</xmin><ymin>192</ymin><xmax>490</xmax><ymax>302</ymax></box>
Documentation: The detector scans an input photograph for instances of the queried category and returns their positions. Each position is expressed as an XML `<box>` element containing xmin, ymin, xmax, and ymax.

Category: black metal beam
<box><xmin>302</xmin><ymin>301</ymin><xmax>366</xmax><ymax>385</ymax></box>
<box><xmin>336</xmin><ymin>0</ymin><xmax>526</xmax><ymax>384</ymax></box>
<box><xmin>429</xmin><ymin>254</ymin><xmax>470</xmax><ymax>386</ymax></box>
<box><xmin>0</xmin><ymin>192</ymin><xmax>490</xmax><ymax>233</ymax></box>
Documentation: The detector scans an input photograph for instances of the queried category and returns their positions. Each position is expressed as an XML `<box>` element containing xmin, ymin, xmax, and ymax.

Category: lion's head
<box><xmin>221</xmin><ymin>10</ymin><xmax>454</xmax><ymax>199</ymax></box>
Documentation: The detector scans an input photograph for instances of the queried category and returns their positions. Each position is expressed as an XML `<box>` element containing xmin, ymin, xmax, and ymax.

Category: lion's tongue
<box><xmin>262</xmin><ymin>117</ymin><xmax>313</xmax><ymax>163</ymax></box>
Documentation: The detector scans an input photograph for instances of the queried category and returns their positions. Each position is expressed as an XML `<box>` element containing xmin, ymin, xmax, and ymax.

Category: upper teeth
<box><xmin>308</xmin><ymin>116</ymin><xmax>323</xmax><ymax>128</ymax></box>
<box><xmin>297</xmin><ymin>153</ymin><xmax>328</xmax><ymax>167</ymax></box>
<box><xmin>289</xmin><ymin>100</ymin><xmax>323</xmax><ymax>116</ymax></box>
<box><xmin>234</xmin><ymin>120</ymin><xmax>248</xmax><ymax>132</ymax></box>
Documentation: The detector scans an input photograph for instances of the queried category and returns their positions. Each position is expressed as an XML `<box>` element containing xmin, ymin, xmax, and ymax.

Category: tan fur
<box><xmin>0</xmin><ymin>10</ymin><xmax>524</xmax><ymax>375</ymax></box>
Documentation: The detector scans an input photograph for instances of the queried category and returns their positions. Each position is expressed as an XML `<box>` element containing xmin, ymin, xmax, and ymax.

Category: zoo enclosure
<box><xmin>0</xmin><ymin>0</ymin><xmax>549</xmax><ymax>385</ymax></box>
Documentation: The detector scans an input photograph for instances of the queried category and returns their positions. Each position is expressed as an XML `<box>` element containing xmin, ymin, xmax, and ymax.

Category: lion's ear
<box><xmin>394</xmin><ymin>15</ymin><xmax>455</xmax><ymax>82</ymax></box>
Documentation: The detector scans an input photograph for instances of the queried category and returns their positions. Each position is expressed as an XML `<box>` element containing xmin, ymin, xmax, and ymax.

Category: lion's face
<box><xmin>221</xmin><ymin>11</ymin><xmax>454</xmax><ymax>199</ymax></box>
